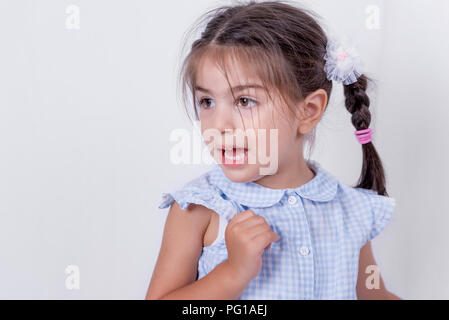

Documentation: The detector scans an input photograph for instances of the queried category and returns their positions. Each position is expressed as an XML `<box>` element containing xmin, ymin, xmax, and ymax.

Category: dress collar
<box><xmin>208</xmin><ymin>159</ymin><xmax>339</xmax><ymax>208</ymax></box>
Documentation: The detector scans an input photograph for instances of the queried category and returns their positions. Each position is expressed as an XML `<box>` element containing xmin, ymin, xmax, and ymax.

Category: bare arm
<box><xmin>356</xmin><ymin>241</ymin><xmax>401</xmax><ymax>300</ymax></box>
<box><xmin>156</xmin><ymin>260</ymin><xmax>249</xmax><ymax>300</ymax></box>
<box><xmin>145</xmin><ymin>201</ymin><xmax>249</xmax><ymax>300</ymax></box>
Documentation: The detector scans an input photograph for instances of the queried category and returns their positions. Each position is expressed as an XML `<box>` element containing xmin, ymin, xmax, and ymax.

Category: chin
<box><xmin>220</xmin><ymin>164</ymin><xmax>260</xmax><ymax>183</ymax></box>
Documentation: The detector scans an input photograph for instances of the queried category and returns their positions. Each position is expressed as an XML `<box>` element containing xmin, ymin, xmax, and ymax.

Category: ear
<box><xmin>297</xmin><ymin>89</ymin><xmax>328</xmax><ymax>135</ymax></box>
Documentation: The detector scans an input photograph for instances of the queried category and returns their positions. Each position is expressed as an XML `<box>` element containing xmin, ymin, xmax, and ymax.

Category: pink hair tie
<box><xmin>355</xmin><ymin>128</ymin><xmax>373</xmax><ymax>144</ymax></box>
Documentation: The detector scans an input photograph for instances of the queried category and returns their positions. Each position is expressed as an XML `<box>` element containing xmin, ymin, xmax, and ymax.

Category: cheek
<box><xmin>199</xmin><ymin>112</ymin><xmax>209</xmax><ymax>126</ymax></box>
<box><xmin>263</xmin><ymin>117</ymin><xmax>296</xmax><ymax>157</ymax></box>
<box><xmin>201</xmin><ymin>123</ymin><xmax>218</xmax><ymax>150</ymax></box>
<box><xmin>245</xmin><ymin>109</ymin><xmax>271</xmax><ymax>148</ymax></box>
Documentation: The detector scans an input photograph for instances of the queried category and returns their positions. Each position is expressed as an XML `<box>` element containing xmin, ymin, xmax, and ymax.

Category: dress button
<box><xmin>287</xmin><ymin>195</ymin><xmax>297</xmax><ymax>205</ymax></box>
<box><xmin>299</xmin><ymin>246</ymin><xmax>310</xmax><ymax>256</ymax></box>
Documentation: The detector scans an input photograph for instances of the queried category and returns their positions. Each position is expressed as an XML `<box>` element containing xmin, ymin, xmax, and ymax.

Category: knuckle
<box><xmin>238</xmin><ymin>211</ymin><xmax>247</xmax><ymax>217</ymax></box>
<box><xmin>255</xmin><ymin>216</ymin><xmax>265</xmax><ymax>223</ymax></box>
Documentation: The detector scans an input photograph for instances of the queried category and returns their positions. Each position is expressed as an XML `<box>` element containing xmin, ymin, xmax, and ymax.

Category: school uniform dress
<box><xmin>158</xmin><ymin>159</ymin><xmax>396</xmax><ymax>299</ymax></box>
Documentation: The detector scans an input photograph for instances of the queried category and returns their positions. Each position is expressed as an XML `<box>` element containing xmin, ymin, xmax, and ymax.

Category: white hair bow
<box><xmin>323</xmin><ymin>35</ymin><xmax>364</xmax><ymax>85</ymax></box>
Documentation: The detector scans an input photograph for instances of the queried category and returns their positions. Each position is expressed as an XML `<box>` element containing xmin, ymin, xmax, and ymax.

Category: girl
<box><xmin>146</xmin><ymin>0</ymin><xmax>400</xmax><ymax>300</ymax></box>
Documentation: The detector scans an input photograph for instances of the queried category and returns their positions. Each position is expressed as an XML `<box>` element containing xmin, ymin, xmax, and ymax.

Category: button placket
<box><xmin>288</xmin><ymin>195</ymin><xmax>296</xmax><ymax>204</ymax></box>
<box><xmin>299</xmin><ymin>246</ymin><xmax>310</xmax><ymax>256</ymax></box>
<box><xmin>287</xmin><ymin>193</ymin><xmax>299</xmax><ymax>207</ymax></box>
<box><xmin>289</xmin><ymin>191</ymin><xmax>314</xmax><ymax>299</ymax></box>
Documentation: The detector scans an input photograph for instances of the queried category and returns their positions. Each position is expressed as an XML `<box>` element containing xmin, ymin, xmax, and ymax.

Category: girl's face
<box><xmin>195</xmin><ymin>55</ymin><xmax>323</xmax><ymax>184</ymax></box>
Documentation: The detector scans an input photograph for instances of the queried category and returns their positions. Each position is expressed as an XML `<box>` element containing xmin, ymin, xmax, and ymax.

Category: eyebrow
<box><xmin>194</xmin><ymin>84</ymin><xmax>266</xmax><ymax>94</ymax></box>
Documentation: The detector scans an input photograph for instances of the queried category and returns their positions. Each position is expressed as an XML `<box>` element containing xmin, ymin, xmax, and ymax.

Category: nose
<box><xmin>212</xmin><ymin>102</ymin><xmax>236</xmax><ymax>135</ymax></box>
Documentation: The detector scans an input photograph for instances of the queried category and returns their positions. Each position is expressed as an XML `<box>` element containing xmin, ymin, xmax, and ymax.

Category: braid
<box><xmin>343</xmin><ymin>75</ymin><xmax>388</xmax><ymax>196</ymax></box>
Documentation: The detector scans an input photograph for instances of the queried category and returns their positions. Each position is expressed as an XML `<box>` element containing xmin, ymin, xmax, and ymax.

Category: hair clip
<box><xmin>323</xmin><ymin>35</ymin><xmax>364</xmax><ymax>85</ymax></box>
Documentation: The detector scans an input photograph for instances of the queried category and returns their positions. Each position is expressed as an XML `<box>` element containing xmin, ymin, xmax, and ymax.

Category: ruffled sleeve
<box><xmin>355</xmin><ymin>188</ymin><xmax>396</xmax><ymax>243</ymax></box>
<box><xmin>367</xmin><ymin>192</ymin><xmax>396</xmax><ymax>241</ymax></box>
<box><xmin>158</xmin><ymin>175</ymin><xmax>239</xmax><ymax>218</ymax></box>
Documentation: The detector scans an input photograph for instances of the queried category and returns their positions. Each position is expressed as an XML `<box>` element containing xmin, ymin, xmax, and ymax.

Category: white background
<box><xmin>0</xmin><ymin>0</ymin><xmax>448</xmax><ymax>299</ymax></box>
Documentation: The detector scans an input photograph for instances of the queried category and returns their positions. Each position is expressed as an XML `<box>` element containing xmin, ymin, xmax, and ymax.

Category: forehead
<box><xmin>195</xmin><ymin>55</ymin><xmax>264</xmax><ymax>95</ymax></box>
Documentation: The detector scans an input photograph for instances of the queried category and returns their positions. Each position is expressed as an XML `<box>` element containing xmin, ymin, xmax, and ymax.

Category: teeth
<box><xmin>223</xmin><ymin>147</ymin><xmax>242</xmax><ymax>150</ymax></box>
<box><xmin>223</xmin><ymin>148</ymin><xmax>247</xmax><ymax>161</ymax></box>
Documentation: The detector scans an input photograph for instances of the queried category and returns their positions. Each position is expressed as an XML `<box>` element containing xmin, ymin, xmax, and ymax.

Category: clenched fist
<box><xmin>223</xmin><ymin>209</ymin><xmax>280</xmax><ymax>283</ymax></box>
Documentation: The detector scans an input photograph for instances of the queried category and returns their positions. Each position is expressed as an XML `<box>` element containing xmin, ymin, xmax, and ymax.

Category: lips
<box><xmin>217</xmin><ymin>144</ymin><xmax>248</xmax><ymax>151</ymax></box>
<box><xmin>216</xmin><ymin>145</ymin><xmax>249</xmax><ymax>163</ymax></box>
<box><xmin>223</xmin><ymin>148</ymin><xmax>248</xmax><ymax>161</ymax></box>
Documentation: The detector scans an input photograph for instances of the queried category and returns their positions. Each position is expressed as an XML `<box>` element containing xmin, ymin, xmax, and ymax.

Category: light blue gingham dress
<box><xmin>158</xmin><ymin>159</ymin><xmax>396</xmax><ymax>299</ymax></box>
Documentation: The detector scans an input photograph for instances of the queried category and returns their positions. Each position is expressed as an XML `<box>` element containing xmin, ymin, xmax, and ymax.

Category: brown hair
<box><xmin>177</xmin><ymin>0</ymin><xmax>389</xmax><ymax>196</ymax></box>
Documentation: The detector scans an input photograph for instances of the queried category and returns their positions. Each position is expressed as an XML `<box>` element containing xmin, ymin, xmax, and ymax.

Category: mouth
<box><xmin>216</xmin><ymin>146</ymin><xmax>249</xmax><ymax>166</ymax></box>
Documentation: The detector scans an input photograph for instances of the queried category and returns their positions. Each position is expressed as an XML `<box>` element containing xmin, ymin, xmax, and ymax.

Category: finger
<box><xmin>233</xmin><ymin>215</ymin><xmax>266</xmax><ymax>230</ymax></box>
<box><xmin>252</xmin><ymin>231</ymin><xmax>280</xmax><ymax>252</ymax></box>
<box><xmin>247</xmin><ymin>223</ymin><xmax>272</xmax><ymax>239</ymax></box>
<box><xmin>228</xmin><ymin>209</ymin><xmax>255</xmax><ymax>226</ymax></box>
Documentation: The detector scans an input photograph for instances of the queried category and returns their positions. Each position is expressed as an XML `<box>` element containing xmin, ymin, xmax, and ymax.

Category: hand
<box><xmin>224</xmin><ymin>209</ymin><xmax>280</xmax><ymax>283</ymax></box>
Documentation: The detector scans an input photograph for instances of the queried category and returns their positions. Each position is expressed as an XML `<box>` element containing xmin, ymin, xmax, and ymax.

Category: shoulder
<box><xmin>158</xmin><ymin>166</ymin><xmax>239</xmax><ymax>219</ymax></box>
<box><xmin>337</xmin><ymin>183</ymin><xmax>396</xmax><ymax>218</ymax></box>
<box><xmin>335</xmin><ymin>182</ymin><xmax>397</xmax><ymax>244</ymax></box>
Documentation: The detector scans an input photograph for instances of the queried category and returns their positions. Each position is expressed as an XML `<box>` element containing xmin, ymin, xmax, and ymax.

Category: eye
<box><xmin>236</xmin><ymin>96</ymin><xmax>258</xmax><ymax>109</ymax></box>
<box><xmin>197</xmin><ymin>97</ymin><xmax>216</xmax><ymax>109</ymax></box>
<box><xmin>196</xmin><ymin>96</ymin><xmax>258</xmax><ymax>109</ymax></box>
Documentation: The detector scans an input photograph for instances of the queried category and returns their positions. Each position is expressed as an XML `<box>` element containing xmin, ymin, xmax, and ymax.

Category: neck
<box><xmin>253</xmin><ymin>157</ymin><xmax>315</xmax><ymax>190</ymax></box>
